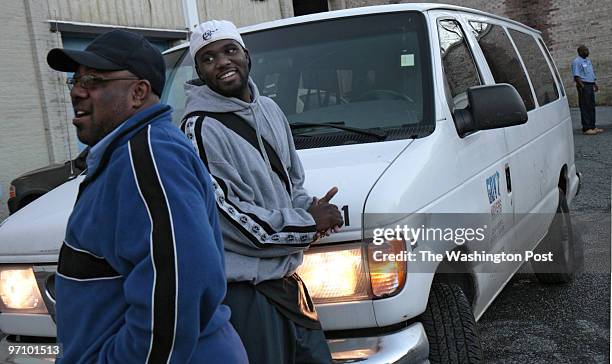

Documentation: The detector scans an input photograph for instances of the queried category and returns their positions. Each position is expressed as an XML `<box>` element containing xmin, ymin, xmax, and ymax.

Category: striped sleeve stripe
<box><xmin>184</xmin><ymin>118</ymin><xmax>316</xmax><ymax>247</ymax></box>
<box><xmin>211</xmin><ymin>173</ymin><xmax>314</xmax><ymax>248</ymax></box>
<box><xmin>213</xmin><ymin>174</ymin><xmax>315</xmax><ymax>235</ymax></box>
<box><xmin>129</xmin><ymin>126</ymin><xmax>178</xmax><ymax>364</ymax></box>
<box><xmin>183</xmin><ymin>115</ymin><xmax>208</xmax><ymax>166</ymax></box>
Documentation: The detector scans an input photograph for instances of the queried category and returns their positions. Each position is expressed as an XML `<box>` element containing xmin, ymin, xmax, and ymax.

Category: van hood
<box><xmin>0</xmin><ymin>176</ymin><xmax>82</xmax><ymax>262</ymax></box>
<box><xmin>299</xmin><ymin>139</ymin><xmax>412</xmax><ymax>241</ymax></box>
<box><xmin>0</xmin><ymin>139</ymin><xmax>413</xmax><ymax>258</ymax></box>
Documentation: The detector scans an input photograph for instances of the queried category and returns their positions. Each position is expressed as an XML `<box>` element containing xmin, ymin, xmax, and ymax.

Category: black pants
<box><xmin>224</xmin><ymin>282</ymin><xmax>332</xmax><ymax>364</ymax></box>
<box><xmin>578</xmin><ymin>84</ymin><xmax>596</xmax><ymax>131</ymax></box>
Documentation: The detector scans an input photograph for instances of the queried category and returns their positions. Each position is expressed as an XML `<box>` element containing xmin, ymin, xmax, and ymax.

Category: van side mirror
<box><xmin>453</xmin><ymin>84</ymin><xmax>528</xmax><ymax>137</ymax></box>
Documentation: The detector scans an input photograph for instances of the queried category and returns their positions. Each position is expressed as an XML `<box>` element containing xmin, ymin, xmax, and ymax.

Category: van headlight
<box><xmin>0</xmin><ymin>267</ymin><xmax>47</xmax><ymax>314</ymax></box>
<box><xmin>297</xmin><ymin>240</ymin><xmax>407</xmax><ymax>304</ymax></box>
<box><xmin>367</xmin><ymin>239</ymin><xmax>407</xmax><ymax>297</ymax></box>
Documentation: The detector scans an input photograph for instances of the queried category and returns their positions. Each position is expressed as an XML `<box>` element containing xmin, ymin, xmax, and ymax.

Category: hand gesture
<box><xmin>308</xmin><ymin>187</ymin><xmax>343</xmax><ymax>236</ymax></box>
<box><xmin>312</xmin><ymin>186</ymin><xmax>338</xmax><ymax>206</ymax></box>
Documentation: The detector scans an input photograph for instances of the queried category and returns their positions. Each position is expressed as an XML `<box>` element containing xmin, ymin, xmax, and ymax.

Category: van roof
<box><xmin>165</xmin><ymin>3</ymin><xmax>539</xmax><ymax>54</ymax></box>
<box><xmin>242</xmin><ymin>3</ymin><xmax>540</xmax><ymax>34</ymax></box>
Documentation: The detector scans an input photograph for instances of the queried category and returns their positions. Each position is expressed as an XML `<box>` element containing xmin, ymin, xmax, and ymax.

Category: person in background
<box><xmin>182</xmin><ymin>20</ymin><xmax>343</xmax><ymax>364</ymax></box>
<box><xmin>572</xmin><ymin>45</ymin><xmax>602</xmax><ymax>135</ymax></box>
<box><xmin>47</xmin><ymin>29</ymin><xmax>247</xmax><ymax>363</ymax></box>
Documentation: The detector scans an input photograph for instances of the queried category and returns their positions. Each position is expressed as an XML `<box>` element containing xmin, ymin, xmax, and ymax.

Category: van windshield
<box><xmin>163</xmin><ymin>11</ymin><xmax>433</xmax><ymax>148</ymax></box>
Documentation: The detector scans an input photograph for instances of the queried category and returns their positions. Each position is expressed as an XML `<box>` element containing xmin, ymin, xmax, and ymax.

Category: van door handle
<box><xmin>505</xmin><ymin>164</ymin><xmax>512</xmax><ymax>193</ymax></box>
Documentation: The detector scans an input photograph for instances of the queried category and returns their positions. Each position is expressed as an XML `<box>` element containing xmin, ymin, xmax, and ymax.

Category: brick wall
<box><xmin>338</xmin><ymin>0</ymin><xmax>612</xmax><ymax>106</ymax></box>
<box><xmin>530</xmin><ymin>0</ymin><xmax>611</xmax><ymax>106</ymax></box>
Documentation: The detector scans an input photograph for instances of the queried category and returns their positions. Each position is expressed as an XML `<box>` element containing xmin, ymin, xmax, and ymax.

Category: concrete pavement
<box><xmin>570</xmin><ymin>106</ymin><xmax>612</xmax><ymax>129</ymax></box>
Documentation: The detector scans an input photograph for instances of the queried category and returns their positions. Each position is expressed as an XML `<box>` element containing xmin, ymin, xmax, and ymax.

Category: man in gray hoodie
<box><xmin>182</xmin><ymin>20</ymin><xmax>343</xmax><ymax>363</ymax></box>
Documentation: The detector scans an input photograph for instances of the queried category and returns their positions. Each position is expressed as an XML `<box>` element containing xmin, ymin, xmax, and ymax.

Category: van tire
<box><xmin>532</xmin><ymin>188</ymin><xmax>580</xmax><ymax>284</ymax></box>
<box><xmin>421</xmin><ymin>283</ymin><xmax>483</xmax><ymax>363</ymax></box>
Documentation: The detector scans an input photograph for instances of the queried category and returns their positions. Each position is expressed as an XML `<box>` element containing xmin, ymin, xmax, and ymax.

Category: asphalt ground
<box><xmin>478</xmin><ymin>107</ymin><xmax>612</xmax><ymax>363</ymax></box>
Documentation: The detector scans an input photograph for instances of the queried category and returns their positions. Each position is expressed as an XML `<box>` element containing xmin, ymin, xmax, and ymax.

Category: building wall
<box><xmin>511</xmin><ymin>0</ymin><xmax>612</xmax><ymax>107</ymax></box>
<box><xmin>0</xmin><ymin>0</ymin><xmax>292</xmax><ymax>219</ymax></box>
<box><xmin>47</xmin><ymin>0</ymin><xmax>288</xmax><ymax>28</ymax></box>
<box><xmin>197</xmin><ymin>0</ymin><xmax>286</xmax><ymax>26</ymax></box>
<box><xmin>47</xmin><ymin>0</ymin><xmax>183</xmax><ymax>29</ymax></box>
<box><xmin>0</xmin><ymin>0</ymin><xmax>74</xmax><ymax>219</ymax></box>
<box><xmin>335</xmin><ymin>0</ymin><xmax>612</xmax><ymax>106</ymax></box>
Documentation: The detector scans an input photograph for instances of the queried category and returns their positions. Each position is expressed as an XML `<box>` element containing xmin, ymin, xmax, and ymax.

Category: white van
<box><xmin>0</xmin><ymin>4</ymin><xmax>581</xmax><ymax>363</ymax></box>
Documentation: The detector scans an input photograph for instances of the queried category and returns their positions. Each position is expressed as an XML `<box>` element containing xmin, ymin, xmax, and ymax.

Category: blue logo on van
<box><xmin>486</xmin><ymin>171</ymin><xmax>501</xmax><ymax>204</ymax></box>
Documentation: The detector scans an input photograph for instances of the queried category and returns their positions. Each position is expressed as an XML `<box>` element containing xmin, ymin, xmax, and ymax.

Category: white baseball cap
<box><xmin>190</xmin><ymin>20</ymin><xmax>246</xmax><ymax>60</ymax></box>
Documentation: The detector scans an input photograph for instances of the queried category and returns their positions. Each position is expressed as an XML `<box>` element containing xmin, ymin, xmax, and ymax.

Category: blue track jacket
<box><xmin>56</xmin><ymin>104</ymin><xmax>246</xmax><ymax>363</ymax></box>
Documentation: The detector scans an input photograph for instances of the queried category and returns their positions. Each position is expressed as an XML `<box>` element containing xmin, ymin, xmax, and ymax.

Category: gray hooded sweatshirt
<box><xmin>182</xmin><ymin>78</ymin><xmax>316</xmax><ymax>284</ymax></box>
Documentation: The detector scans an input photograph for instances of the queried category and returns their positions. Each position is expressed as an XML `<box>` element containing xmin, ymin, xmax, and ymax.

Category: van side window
<box><xmin>437</xmin><ymin>19</ymin><xmax>481</xmax><ymax>110</ymax></box>
<box><xmin>469</xmin><ymin>22</ymin><xmax>535</xmax><ymax>111</ymax></box>
<box><xmin>537</xmin><ymin>38</ymin><xmax>566</xmax><ymax>97</ymax></box>
<box><xmin>508</xmin><ymin>29</ymin><xmax>559</xmax><ymax>106</ymax></box>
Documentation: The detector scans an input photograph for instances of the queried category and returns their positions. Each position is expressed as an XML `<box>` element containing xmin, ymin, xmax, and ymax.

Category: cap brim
<box><xmin>47</xmin><ymin>48</ymin><xmax>123</xmax><ymax>73</ymax></box>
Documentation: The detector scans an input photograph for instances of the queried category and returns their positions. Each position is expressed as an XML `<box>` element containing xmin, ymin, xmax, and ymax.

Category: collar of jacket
<box><xmin>84</xmin><ymin>103</ymin><xmax>172</xmax><ymax>184</ymax></box>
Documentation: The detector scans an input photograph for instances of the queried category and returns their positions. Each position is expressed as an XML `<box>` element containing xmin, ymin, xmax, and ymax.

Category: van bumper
<box><xmin>329</xmin><ymin>322</ymin><xmax>429</xmax><ymax>363</ymax></box>
<box><xmin>0</xmin><ymin>321</ymin><xmax>430</xmax><ymax>363</ymax></box>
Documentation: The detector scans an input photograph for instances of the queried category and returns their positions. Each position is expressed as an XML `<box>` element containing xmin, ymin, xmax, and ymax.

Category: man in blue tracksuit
<box><xmin>47</xmin><ymin>30</ymin><xmax>247</xmax><ymax>363</ymax></box>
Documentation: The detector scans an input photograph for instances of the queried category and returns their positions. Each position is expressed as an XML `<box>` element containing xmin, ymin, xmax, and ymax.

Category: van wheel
<box><xmin>532</xmin><ymin>188</ymin><xmax>581</xmax><ymax>284</ymax></box>
<box><xmin>421</xmin><ymin>283</ymin><xmax>483</xmax><ymax>363</ymax></box>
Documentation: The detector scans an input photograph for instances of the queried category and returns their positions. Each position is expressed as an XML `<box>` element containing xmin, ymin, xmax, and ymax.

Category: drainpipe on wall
<box><xmin>182</xmin><ymin>0</ymin><xmax>200</xmax><ymax>32</ymax></box>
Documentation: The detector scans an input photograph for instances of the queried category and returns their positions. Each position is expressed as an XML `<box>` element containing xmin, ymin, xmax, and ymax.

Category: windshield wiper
<box><xmin>290</xmin><ymin>122</ymin><xmax>386</xmax><ymax>140</ymax></box>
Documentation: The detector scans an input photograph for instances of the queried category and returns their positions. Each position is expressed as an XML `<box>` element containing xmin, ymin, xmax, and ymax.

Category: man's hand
<box><xmin>312</xmin><ymin>187</ymin><xmax>338</xmax><ymax>206</ymax></box>
<box><xmin>594</xmin><ymin>84</ymin><xmax>599</xmax><ymax>92</ymax></box>
<box><xmin>308</xmin><ymin>187</ymin><xmax>344</xmax><ymax>235</ymax></box>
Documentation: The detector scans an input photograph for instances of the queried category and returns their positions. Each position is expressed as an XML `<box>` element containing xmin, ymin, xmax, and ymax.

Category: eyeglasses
<box><xmin>66</xmin><ymin>74</ymin><xmax>140</xmax><ymax>90</ymax></box>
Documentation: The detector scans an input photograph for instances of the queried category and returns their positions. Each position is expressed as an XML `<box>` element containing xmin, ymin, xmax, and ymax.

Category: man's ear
<box><xmin>245</xmin><ymin>49</ymin><xmax>252</xmax><ymax>71</ymax></box>
<box><xmin>131</xmin><ymin>80</ymin><xmax>152</xmax><ymax>108</ymax></box>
